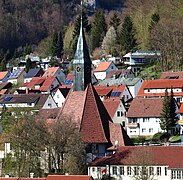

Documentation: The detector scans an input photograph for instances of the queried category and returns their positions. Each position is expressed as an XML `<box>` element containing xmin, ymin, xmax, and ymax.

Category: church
<box><xmin>57</xmin><ymin>17</ymin><xmax>133</xmax><ymax>160</ymax></box>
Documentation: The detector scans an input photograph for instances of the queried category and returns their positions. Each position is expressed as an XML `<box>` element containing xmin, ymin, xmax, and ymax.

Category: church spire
<box><xmin>73</xmin><ymin>2</ymin><xmax>92</xmax><ymax>91</ymax></box>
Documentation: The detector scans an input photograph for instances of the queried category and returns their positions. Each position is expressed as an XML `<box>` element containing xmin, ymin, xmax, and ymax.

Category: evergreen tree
<box><xmin>25</xmin><ymin>58</ymin><xmax>32</xmax><ymax>73</ymax></box>
<box><xmin>109</xmin><ymin>12</ymin><xmax>120</xmax><ymax>32</ymax></box>
<box><xmin>0</xmin><ymin>56</ymin><xmax>7</xmax><ymax>71</ymax></box>
<box><xmin>51</xmin><ymin>31</ymin><xmax>63</xmax><ymax>58</ymax></box>
<box><xmin>160</xmin><ymin>89</ymin><xmax>174</xmax><ymax>133</ymax></box>
<box><xmin>120</xmin><ymin>15</ymin><xmax>137</xmax><ymax>53</ymax></box>
<box><xmin>24</xmin><ymin>44</ymin><xmax>32</xmax><ymax>56</ymax></box>
<box><xmin>91</xmin><ymin>9</ymin><xmax>107</xmax><ymax>52</ymax></box>
<box><xmin>170</xmin><ymin>88</ymin><xmax>177</xmax><ymax>127</ymax></box>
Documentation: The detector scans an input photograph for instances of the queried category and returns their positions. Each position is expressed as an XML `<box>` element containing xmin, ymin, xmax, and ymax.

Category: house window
<box><xmin>97</xmin><ymin>167</ymin><xmax>101</xmax><ymax>172</ymax></box>
<box><xmin>172</xmin><ymin>170</ymin><xmax>176</xmax><ymax>179</ymax></box>
<box><xmin>117</xmin><ymin>111</ymin><xmax>120</xmax><ymax>117</ymax></box>
<box><xmin>142</xmin><ymin>167</ymin><xmax>147</xmax><ymax>176</ymax></box>
<box><xmin>177</xmin><ymin>170</ymin><xmax>181</xmax><ymax>179</ymax></box>
<box><xmin>142</xmin><ymin>128</ymin><xmax>146</xmax><ymax>133</ymax></box>
<box><xmin>57</xmin><ymin>95</ymin><xmax>59</xmax><ymax>98</ymax></box>
<box><xmin>120</xmin><ymin>167</ymin><xmax>124</xmax><ymax>175</ymax></box>
<box><xmin>92</xmin><ymin>167</ymin><xmax>95</xmax><ymax>172</ymax></box>
<box><xmin>149</xmin><ymin>128</ymin><xmax>153</xmax><ymax>133</ymax></box>
<box><xmin>149</xmin><ymin>167</ymin><xmax>154</xmax><ymax>175</ymax></box>
<box><xmin>127</xmin><ymin>166</ymin><xmax>131</xmax><ymax>175</ymax></box>
<box><xmin>143</xmin><ymin>118</ymin><xmax>149</xmax><ymax>122</ymax></box>
<box><xmin>48</xmin><ymin>103</ymin><xmax>52</xmax><ymax>107</ymax></box>
<box><xmin>134</xmin><ymin>167</ymin><xmax>139</xmax><ymax>175</ymax></box>
<box><xmin>165</xmin><ymin>167</ymin><xmax>167</xmax><ymax>176</ymax></box>
<box><xmin>147</xmin><ymin>89</ymin><xmax>150</xmax><ymax>92</ymax></box>
<box><xmin>157</xmin><ymin>167</ymin><xmax>161</xmax><ymax>176</ymax></box>
<box><xmin>112</xmin><ymin>166</ymin><xmax>117</xmax><ymax>175</ymax></box>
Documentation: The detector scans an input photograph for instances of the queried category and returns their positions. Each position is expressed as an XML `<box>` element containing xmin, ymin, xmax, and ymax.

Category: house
<box><xmin>88</xmin><ymin>146</ymin><xmax>183</xmax><ymax>180</ymax></box>
<box><xmin>0</xmin><ymin>71</ymin><xmax>11</xmax><ymax>82</ymax></box>
<box><xmin>94</xmin><ymin>61</ymin><xmax>118</xmax><ymax>80</ymax></box>
<box><xmin>20</xmin><ymin>76</ymin><xmax>61</xmax><ymax>94</ymax></box>
<box><xmin>105</xmin><ymin>69</ymin><xmax>134</xmax><ymax>79</ymax></box>
<box><xmin>53</xmin><ymin>87</ymin><xmax>70</xmax><ymax>107</ymax></box>
<box><xmin>24</xmin><ymin>68</ymin><xmax>44</xmax><ymax>83</ymax></box>
<box><xmin>42</xmin><ymin>67</ymin><xmax>65</xmax><ymax>84</ymax></box>
<box><xmin>160</xmin><ymin>71</ymin><xmax>183</xmax><ymax>79</ymax></box>
<box><xmin>137</xmin><ymin>79</ymin><xmax>183</xmax><ymax>103</ymax></box>
<box><xmin>7</xmin><ymin>69</ymin><xmax>26</xmax><ymax>85</ymax></box>
<box><xmin>0</xmin><ymin>94</ymin><xmax>57</xmax><ymax>110</ymax></box>
<box><xmin>103</xmin><ymin>99</ymin><xmax>127</xmax><ymax>126</ymax></box>
<box><xmin>126</xmin><ymin>98</ymin><xmax>179</xmax><ymax>137</ymax></box>
<box><xmin>94</xmin><ymin>86</ymin><xmax>113</xmax><ymax>101</ymax></box>
<box><xmin>98</xmin><ymin>77</ymin><xmax>144</xmax><ymax>98</ymax></box>
<box><xmin>64</xmin><ymin>72</ymin><xmax>98</xmax><ymax>85</ymax></box>
<box><xmin>122</xmin><ymin>50</ymin><xmax>160</xmax><ymax>73</ymax></box>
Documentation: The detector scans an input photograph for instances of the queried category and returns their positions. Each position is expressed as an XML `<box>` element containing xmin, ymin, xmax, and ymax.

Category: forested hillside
<box><xmin>0</xmin><ymin>0</ymin><xmax>183</xmax><ymax>72</ymax></box>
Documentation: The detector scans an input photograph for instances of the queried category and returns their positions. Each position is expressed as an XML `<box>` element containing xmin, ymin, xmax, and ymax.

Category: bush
<box><xmin>152</xmin><ymin>132</ymin><xmax>169</xmax><ymax>143</ymax></box>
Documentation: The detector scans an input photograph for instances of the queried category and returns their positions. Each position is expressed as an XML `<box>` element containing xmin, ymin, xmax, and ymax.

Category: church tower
<box><xmin>73</xmin><ymin>16</ymin><xmax>92</xmax><ymax>91</ymax></box>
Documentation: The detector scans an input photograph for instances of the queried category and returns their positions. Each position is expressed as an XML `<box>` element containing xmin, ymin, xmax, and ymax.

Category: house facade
<box><xmin>126</xmin><ymin>98</ymin><xmax>179</xmax><ymax>137</ymax></box>
<box><xmin>7</xmin><ymin>69</ymin><xmax>26</xmax><ymax>85</ymax></box>
<box><xmin>88</xmin><ymin>146</ymin><xmax>183</xmax><ymax>180</ymax></box>
<box><xmin>94</xmin><ymin>62</ymin><xmax>118</xmax><ymax>80</ymax></box>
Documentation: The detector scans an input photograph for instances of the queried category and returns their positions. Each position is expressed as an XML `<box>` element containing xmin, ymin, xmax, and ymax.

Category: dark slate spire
<box><xmin>73</xmin><ymin>10</ymin><xmax>92</xmax><ymax>91</ymax></box>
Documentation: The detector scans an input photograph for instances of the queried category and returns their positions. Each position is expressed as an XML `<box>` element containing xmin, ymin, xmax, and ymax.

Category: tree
<box><xmin>102</xmin><ymin>26</ymin><xmax>117</xmax><ymax>55</ymax></box>
<box><xmin>24</xmin><ymin>44</ymin><xmax>32</xmax><ymax>57</ymax></box>
<box><xmin>91</xmin><ymin>9</ymin><xmax>107</xmax><ymax>52</ymax></box>
<box><xmin>160</xmin><ymin>88</ymin><xmax>177</xmax><ymax>134</ymax></box>
<box><xmin>109</xmin><ymin>12</ymin><xmax>120</xmax><ymax>32</ymax></box>
<box><xmin>25</xmin><ymin>58</ymin><xmax>33</xmax><ymax>73</ymax></box>
<box><xmin>51</xmin><ymin>31</ymin><xmax>63</xmax><ymax>58</ymax></box>
<box><xmin>148</xmin><ymin>13</ymin><xmax>160</xmax><ymax>32</ymax></box>
<box><xmin>120</xmin><ymin>15</ymin><xmax>137</xmax><ymax>53</ymax></box>
<box><xmin>0</xmin><ymin>56</ymin><xmax>7</xmax><ymax>71</ymax></box>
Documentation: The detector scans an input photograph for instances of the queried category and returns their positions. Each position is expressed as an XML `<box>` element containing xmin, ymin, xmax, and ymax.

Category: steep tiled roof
<box><xmin>0</xmin><ymin>71</ymin><xmax>9</xmax><ymax>80</ymax></box>
<box><xmin>0</xmin><ymin>82</ymin><xmax>12</xmax><ymax>91</ymax></box>
<box><xmin>127</xmin><ymin>98</ymin><xmax>163</xmax><ymax>118</ymax></box>
<box><xmin>94</xmin><ymin>86</ymin><xmax>113</xmax><ymax>96</ymax></box>
<box><xmin>89</xmin><ymin>146</ymin><xmax>183</xmax><ymax>168</ymax></box>
<box><xmin>42</xmin><ymin>67</ymin><xmax>59</xmax><ymax>77</ymax></box>
<box><xmin>81</xmin><ymin>84</ymin><xmax>111</xmax><ymax>143</ymax></box>
<box><xmin>38</xmin><ymin>108</ymin><xmax>60</xmax><ymax>120</ymax></box>
<box><xmin>94</xmin><ymin>62</ymin><xmax>112</xmax><ymax>72</ymax></box>
<box><xmin>103</xmin><ymin>99</ymin><xmax>120</xmax><ymax>119</ymax></box>
<box><xmin>108</xmin><ymin>123</ymin><xmax>134</xmax><ymax>149</ymax></box>
<box><xmin>160</xmin><ymin>71</ymin><xmax>183</xmax><ymax>79</ymax></box>
<box><xmin>47</xmin><ymin>175</ymin><xmax>92</xmax><ymax>180</ymax></box>
<box><xmin>23</xmin><ymin>77</ymin><xmax>45</xmax><ymax>89</ymax></box>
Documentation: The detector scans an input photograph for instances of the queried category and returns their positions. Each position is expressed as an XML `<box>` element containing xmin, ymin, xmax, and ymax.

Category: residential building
<box><xmin>105</xmin><ymin>69</ymin><xmax>134</xmax><ymax>79</ymax></box>
<box><xmin>88</xmin><ymin>146</ymin><xmax>183</xmax><ymax>180</ymax></box>
<box><xmin>53</xmin><ymin>87</ymin><xmax>70</xmax><ymax>107</ymax></box>
<box><xmin>0</xmin><ymin>82</ymin><xmax>12</xmax><ymax>95</ymax></box>
<box><xmin>94</xmin><ymin>61</ymin><xmax>118</xmax><ymax>80</ymax></box>
<box><xmin>24</xmin><ymin>68</ymin><xmax>44</xmax><ymax>83</ymax></box>
<box><xmin>126</xmin><ymin>98</ymin><xmax>179</xmax><ymax>137</ymax></box>
<box><xmin>42</xmin><ymin>67</ymin><xmax>65</xmax><ymax>84</ymax></box>
<box><xmin>7</xmin><ymin>69</ymin><xmax>26</xmax><ymax>85</ymax></box>
<box><xmin>137</xmin><ymin>79</ymin><xmax>183</xmax><ymax>103</ymax></box>
<box><xmin>103</xmin><ymin>99</ymin><xmax>127</xmax><ymax>126</ymax></box>
<box><xmin>0</xmin><ymin>71</ymin><xmax>11</xmax><ymax>82</ymax></box>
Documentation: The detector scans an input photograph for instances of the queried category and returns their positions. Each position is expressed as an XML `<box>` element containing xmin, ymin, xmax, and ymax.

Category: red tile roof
<box><xmin>65</xmin><ymin>73</ymin><xmax>74</xmax><ymax>82</ymax></box>
<box><xmin>127</xmin><ymin>98</ymin><xmax>163</xmax><ymax>118</ymax></box>
<box><xmin>94</xmin><ymin>62</ymin><xmax>112</xmax><ymax>72</ymax></box>
<box><xmin>42</xmin><ymin>67</ymin><xmax>59</xmax><ymax>77</ymax></box>
<box><xmin>89</xmin><ymin>146</ymin><xmax>183</xmax><ymax>169</ymax></box>
<box><xmin>23</xmin><ymin>77</ymin><xmax>45</xmax><ymax>89</ymax></box>
<box><xmin>40</xmin><ymin>76</ymin><xmax>58</xmax><ymax>91</ymax></box>
<box><xmin>103</xmin><ymin>99</ymin><xmax>120</xmax><ymax>119</ymax></box>
<box><xmin>160</xmin><ymin>71</ymin><xmax>183</xmax><ymax>79</ymax></box>
<box><xmin>47</xmin><ymin>175</ymin><xmax>92</xmax><ymax>180</ymax></box>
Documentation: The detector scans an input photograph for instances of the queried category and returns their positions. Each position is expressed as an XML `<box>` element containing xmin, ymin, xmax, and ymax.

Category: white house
<box><xmin>53</xmin><ymin>87</ymin><xmax>70</xmax><ymax>107</ymax></box>
<box><xmin>88</xmin><ymin>146</ymin><xmax>183</xmax><ymax>180</ymax></box>
<box><xmin>126</xmin><ymin>98</ymin><xmax>179</xmax><ymax>137</ymax></box>
<box><xmin>94</xmin><ymin>61</ymin><xmax>118</xmax><ymax>80</ymax></box>
<box><xmin>7</xmin><ymin>69</ymin><xmax>26</xmax><ymax>85</ymax></box>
